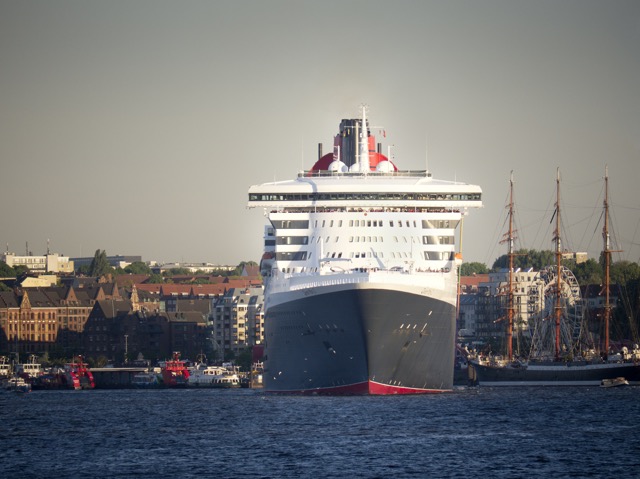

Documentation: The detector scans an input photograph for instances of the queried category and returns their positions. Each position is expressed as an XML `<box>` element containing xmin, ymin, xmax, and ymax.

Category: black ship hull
<box><xmin>264</xmin><ymin>286</ymin><xmax>456</xmax><ymax>394</ymax></box>
<box><xmin>469</xmin><ymin>360</ymin><xmax>640</xmax><ymax>386</ymax></box>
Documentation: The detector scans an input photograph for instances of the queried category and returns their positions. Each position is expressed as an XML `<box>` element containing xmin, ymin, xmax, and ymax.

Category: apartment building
<box><xmin>212</xmin><ymin>287</ymin><xmax>264</xmax><ymax>360</ymax></box>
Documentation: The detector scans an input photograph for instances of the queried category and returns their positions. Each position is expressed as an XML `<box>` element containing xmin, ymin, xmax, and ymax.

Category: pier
<box><xmin>90</xmin><ymin>367</ymin><xmax>147</xmax><ymax>388</ymax></box>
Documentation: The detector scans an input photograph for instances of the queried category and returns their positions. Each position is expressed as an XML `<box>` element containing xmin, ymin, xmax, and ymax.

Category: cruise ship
<box><xmin>247</xmin><ymin>108</ymin><xmax>482</xmax><ymax>394</ymax></box>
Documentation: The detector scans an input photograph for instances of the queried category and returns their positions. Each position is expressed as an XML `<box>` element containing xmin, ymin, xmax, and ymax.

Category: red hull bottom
<box><xmin>266</xmin><ymin>380</ymin><xmax>449</xmax><ymax>395</ymax></box>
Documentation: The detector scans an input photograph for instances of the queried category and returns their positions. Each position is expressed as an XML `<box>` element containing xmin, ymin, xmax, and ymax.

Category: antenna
<box><xmin>358</xmin><ymin>104</ymin><xmax>370</xmax><ymax>173</ymax></box>
<box><xmin>425</xmin><ymin>136</ymin><xmax>429</xmax><ymax>173</ymax></box>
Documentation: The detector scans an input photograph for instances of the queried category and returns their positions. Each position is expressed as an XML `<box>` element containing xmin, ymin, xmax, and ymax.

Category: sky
<box><xmin>1</xmin><ymin>0</ymin><xmax>639</xmax><ymax>267</ymax></box>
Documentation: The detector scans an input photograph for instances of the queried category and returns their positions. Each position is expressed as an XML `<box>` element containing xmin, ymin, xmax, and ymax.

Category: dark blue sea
<box><xmin>1</xmin><ymin>386</ymin><xmax>638</xmax><ymax>478</ymax></box>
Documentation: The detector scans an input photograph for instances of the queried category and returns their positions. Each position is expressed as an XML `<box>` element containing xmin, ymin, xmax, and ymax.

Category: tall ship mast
<box><xmin>603</xmin><ymin>166</ymin><xmax>612</xmax><ymax>358</ymax></box>
<box><xmin>502</xmin><ymin>172</ymin><xmax>516</xmax><ymax>362</ymax></box>
<box><xmin>553</xmin><ymin>168</ymin><xmax>563</xmax><ymax>361</ymax></box>
<box><xmin>248</xmin><ymin>107</ymin><xmax>483</xmax><ymax>394</ymax></box>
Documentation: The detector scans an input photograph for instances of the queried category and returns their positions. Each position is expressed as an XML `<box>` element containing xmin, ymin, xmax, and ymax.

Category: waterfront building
<box><xmin>150</xmin><ymin>262</ymin><xmax>236</xmax><ymax>274</ymax></box>
<box><xmin>458</xmin><ymin>274</ymin><xmax>490</xmax><ymax>339</ymax></box>
<box><xmin>485</xmin><ymin>268</ymin><xmax>540</xmax><ymax>332</ymax></box>
<box><xmin>83</xmin><ymin>301</ymin><xmax>212</xmax><ymax>363</ymax></box>
<box><xmin>71</xmin><ymin>255</ymin><xmax>142</xmax><ymax>270</ymax></box>
<box><xmin>466</xmin><ymin>269</ymin><xmax>542</xmax><ymax>347</ymax></box>
<box><xmin>0</xmin><ymin>290</ymin><xmax>58</xmax><ymax>358</ymax></box>
<box><xmin>247</xmin><ymin>290</ymin><xmax>265</xmax><ymax>346</ymax></box>
<box><xmin>1</xmin><ymin>251</ymin><xmax>74</xmax><ymax>274</ymax></box>
<box><xmin>458</xmin><ymin>294</ymin><xmax>478</xmax><ymax>338</ymax></box>
<box><xmin>166</xmin><ymin>311</ymin><xmax>210</xmax><ymax>360</ymax></box>
<box><xmin>0</xmin><ymin>281</ymin><xmax>123</xmax><ymax>358</ymax></box>
<box><xmin>212</xmin><ymin>287</ymin><xmax>265</xmax><ymax>360</ymax></box>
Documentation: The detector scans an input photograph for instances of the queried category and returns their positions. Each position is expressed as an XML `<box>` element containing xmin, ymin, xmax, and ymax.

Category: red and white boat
<box><xmin>63</xmin><ymin>355</ymin><xmax>95</xmax><ymax>390</ymax></box>
<box><xmin>161</xmin><ymin>352</ymin><xmax>190</xmax><ymax>387</ymax></box>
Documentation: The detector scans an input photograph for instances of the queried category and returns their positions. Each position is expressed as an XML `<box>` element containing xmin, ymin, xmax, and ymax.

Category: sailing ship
<box><xmin>469</xmin><ymin>168</ymin><xmax>640</xmax><ymax>386</ymax></box>
<box><xmin>248</xmin><ymin>107</ymin><xmax>483</xmax><ymax>394</ymax></box>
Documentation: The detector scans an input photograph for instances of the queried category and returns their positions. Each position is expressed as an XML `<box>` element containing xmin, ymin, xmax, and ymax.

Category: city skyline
<box><xmin>1</xmin><ymin>1</ymin><xmax>639</xmax><ymax>266</ymax></box>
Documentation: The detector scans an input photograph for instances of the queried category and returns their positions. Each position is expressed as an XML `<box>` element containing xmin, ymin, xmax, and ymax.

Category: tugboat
<box><xmin>63</xmin><ymin>355</ymin><xmax>95</xmax><ymax>390</ymax></box>
<box><xmin>161</xmin><ymin>352</ymin><xmax>190</xmax><ymax>388</ymax></box>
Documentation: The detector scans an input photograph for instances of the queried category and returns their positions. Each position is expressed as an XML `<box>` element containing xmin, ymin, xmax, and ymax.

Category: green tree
<box><xmin>235</xmin><ymin>347</ymin><xmax>253</xmax><ymax>372</ymax></box>
<box><xmin>124</xmin><ymin>261</ymin><xmax>152</xmax><ymax>275</ymax></box>
<box><xmin>460</xmin><ymin>262</ymin><xmax>488</xmax><ymax>276</ymax></box>
<box><xmin>492</xmin><ymin>249</ymin><xmax>555</xmax><ymax>272</ymax></box>
<box><xmin>13</xmin><ymin>265</ymin><xmax>30</xmax><ymax>276</ymax></box>
<box><xmin>610</xmin><ymin>261</ymin><xmax>640</xmax><ymax>285</ymax></box>
<box><xmin>224</xmin><ymin>349</ymin><xmax>236</xmax><ymax>362</ymax></box>
<box><xmin>89</xmin><ymin>249</ymin><xmax>114</xmax><ymax>277</ymax></box>
<box><xmin>571</xmin><ymin>259</ymin><xmax>602</xmax><ymax>285</ymax></box>
<box><xmin>147</xmin><ymin>273</ymin><xmax>165</xmax><ymax>284</ymax></box>
<box><xmin>76</xmin><ymin>264</ymin><xmax>91</xmax><ymax>275</ymax></box>
<box><xmin>166</xmin><ymin>267</ymin><xmax>190</xmax><ymax>276</ymax></box>
<box><xmin>0</xmin><ymin>261</ymin><xmax>16</xmax><ymax>278</ymax></box>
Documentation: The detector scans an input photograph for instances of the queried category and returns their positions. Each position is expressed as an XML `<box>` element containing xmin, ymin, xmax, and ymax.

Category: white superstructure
<box><xmin>249</xmin><ymin>110</ymin><xmax>482</xmax><ymax>307</ymax></box>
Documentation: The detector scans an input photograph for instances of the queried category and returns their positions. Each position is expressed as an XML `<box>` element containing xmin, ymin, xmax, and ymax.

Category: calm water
<box><xmin>1</xmin><ymin>386</ymin><xmax>638</xmax><ymax>478</ymax></box>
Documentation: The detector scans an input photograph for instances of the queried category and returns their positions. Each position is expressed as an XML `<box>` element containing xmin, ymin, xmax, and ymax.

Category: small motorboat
<box><xmin>3</xmin><ymin>376</ymin><xmax>32</xmax><ymax>393</ymax></box>
<box><xmin>600</xmin><ymin>377</ymin><xmax>629</xmax><ymax>388</ymax></box>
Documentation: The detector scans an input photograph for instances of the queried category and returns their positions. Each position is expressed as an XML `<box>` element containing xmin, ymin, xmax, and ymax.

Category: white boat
<box><xmin>210</xmin><ymin>373</ymin><xmax>241</xmax><ymax>389</ymax></box>
<box><xmin>14</xmin><ymin>355</ymin><xmax>42</xmax><ymax>379</ymax></box>
<box><xmin>600</xmin><ymin>377</ymin><xmax>629</xmax><ymax>388</ymax></box>
<box><xmin>131</xmin><ymin>369</ymin><xmax>161</xmax><ymax>388</ymax></box>
<box><xmin>187</xmin><ymin>364</ymin><xmax>240</xmax><ymax>388</ymax></box>
<box><xmin>0</xmin><ymin>356</ymin><xmax>11</xmax><ymax>379</ymax></box>
<box><xmin>3</xmin><ymin>376</ymin><xmax>31</xmax><ymax>393</ymax></box>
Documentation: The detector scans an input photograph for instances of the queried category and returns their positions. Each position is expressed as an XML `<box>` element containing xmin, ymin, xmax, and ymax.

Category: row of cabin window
<box><xmin>275</xmin><ymin>253</ymin><xmax>455</xmax><ymax>275</ymax></box>
<box><xmin>271</xmin><ymin>219</ymin><xmax>457</xmax><ymax>229</ymax></box>
<box><xmin>274</xmin><ymin>250</ymin><xmax>453</xmax><ymax>262</ymax></box>
<box><xmin>250</xmin><ymin>193</ymin><xmax>481</xmax><ymax>201</ymax></box>
<box><xmin>276</xmin><ymin>235</ymin><xmax>454</xmax><ymax>245</ymax></box>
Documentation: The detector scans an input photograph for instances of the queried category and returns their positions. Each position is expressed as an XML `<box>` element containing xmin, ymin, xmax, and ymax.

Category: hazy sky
<box><xmin>1</xmin><ymin>0</ymin><xmax>639</xmax><ymax>267</ymax></box>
